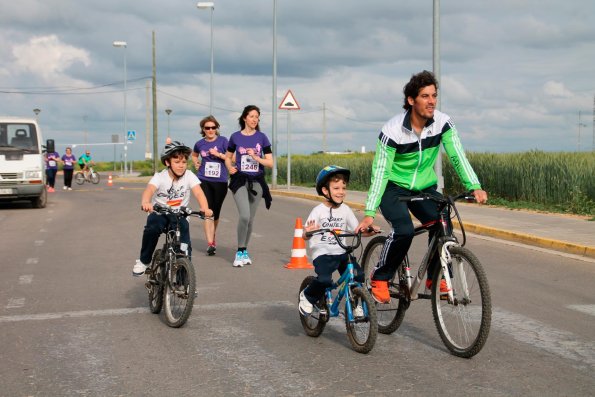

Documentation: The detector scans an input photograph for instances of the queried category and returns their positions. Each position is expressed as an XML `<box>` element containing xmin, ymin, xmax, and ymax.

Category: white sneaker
<box><xmin>242</xmin><ymin>250</ymin><xmax>252</xmax><ymax>265</ymax></box>
<box><xmin>233</xmin><ymin>251</ymin><xmax>244</xmax><ymax>267</ymax></box>
<box><xmin>68</xmin><ymin>187</ymin><xmax>72</xmax><ymax>190</ymax></box>
<box><xmin>353</xmin><ymin>304</ymin><xmax>364</xmax><ymax>318</ymax></box>
<box><xmin>132</xmin><ymin>260</ymin><xmax>147</xmax><ymax>276</ymax></box>
<box><xmin>299</xmin><ymin>290</ymin><xmax>313</xmax><ymax>315</ymax></box>
<box><xmin>63</xmin><ymin>186</ymin><xmax>67</xmax><ymax>190</ymax></box>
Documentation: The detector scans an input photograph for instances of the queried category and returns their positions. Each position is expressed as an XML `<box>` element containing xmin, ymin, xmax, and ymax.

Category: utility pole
<box><xmin>152</xmin><ymin>31</ymin><xmax>158</xmax><ymax>173</ymax></box>
<box><xmin>145</xmin><ymin>80</ymin><xmax>151</xmax><ymax>160</ymax></box>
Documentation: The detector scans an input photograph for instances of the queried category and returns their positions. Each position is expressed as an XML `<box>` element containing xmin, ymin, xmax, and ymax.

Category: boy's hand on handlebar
<box><xmin>141</xmin><ymin>202</ymin><xmax>153</xmax><ymax>213</ymax></box>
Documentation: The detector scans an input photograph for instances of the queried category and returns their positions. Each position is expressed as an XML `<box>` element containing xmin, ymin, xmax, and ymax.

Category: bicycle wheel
<box><xmin>345</xmin><ymin>286</ymin><xmax>377</xmax><ymax>354</ymax></box>
<box><xmin>361</xmin><ymin>235</ymin><xmax>408</xmax><ymax>334</ymax></box>
<box><xmin>74</xmin><ymin>172</ymin><xmax>85</xmax><ymax>185</ymax></box>
<box><xmin>431</xmin><ymin>246</ymin><xmax>491</xmax><ymax>358</ymax></box>
<box><xmin>147</xmin><ymin>249</ymin><xmax>164</xmax><ymax>314</ymax></box>
<box><xmin>298</xmin><ymin>276</ymin><xmax>328</xmax><ymax>337</ymax></box>
<box><xmin>163</xmin><ymin>257</ymin><xmax>196</xmax><ymax>328</ymax></box>
<box><xmin>90</xmin><ymin>172</ymin><xmax>100</xmax><ymax>184</ymax></box>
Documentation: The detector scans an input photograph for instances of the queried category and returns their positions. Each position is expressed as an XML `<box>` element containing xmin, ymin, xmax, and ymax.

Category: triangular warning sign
<box><xmin>279</xmin><ymin>90</ymin><xmax>300</xmax><ymax>110</ymax></box>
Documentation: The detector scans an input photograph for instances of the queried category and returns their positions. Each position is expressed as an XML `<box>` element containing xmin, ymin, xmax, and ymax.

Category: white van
<box><xmin>0</xmin><ymin>117</ymin><xmax>47</xmax><ymax>208</ymax></box>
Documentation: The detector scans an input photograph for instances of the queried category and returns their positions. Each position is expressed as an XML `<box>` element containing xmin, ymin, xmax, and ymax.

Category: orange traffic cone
<box><xmin>107</xmin><ymin>174</ymin><xmax>113</xmax><ymax>187</ymax></box>
<box><xmin>285</xmin><ymin>218</ymin><xmax>313</xmax><ymax>269</ymax></box>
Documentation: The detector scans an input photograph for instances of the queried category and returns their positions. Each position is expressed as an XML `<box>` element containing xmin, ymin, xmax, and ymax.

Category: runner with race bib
<box><xmin>191</xmin><ymin>115</ymin><xmax>229</xmax><ymax>256</ymax></box>
<box><xmin>225</xmin><ymin>105</ymin><xmax>273</xmax><ymax>268</ymax></box>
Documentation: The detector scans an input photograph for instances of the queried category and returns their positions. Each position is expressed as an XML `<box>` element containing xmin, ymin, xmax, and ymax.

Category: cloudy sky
<box><xmin>1</xmin><ymin>0</ymin><xmax>594</xmax><ymax>161</ymax></box>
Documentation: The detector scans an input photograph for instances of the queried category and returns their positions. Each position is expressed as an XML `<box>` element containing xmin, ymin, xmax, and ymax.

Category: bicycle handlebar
<box><xmin>152</xmin><ymin>203</ymin><xmax>211</xmax><ymax>220</ymax></box>
<box><xmin>304</xmin><ymin>228</ymin><xmax>376</xmax><ymax>252</ymax></box>
<box><xmin>398</xmin><ymin>191</ymin><xmax>475</xmax><ymax>204</ymax></box>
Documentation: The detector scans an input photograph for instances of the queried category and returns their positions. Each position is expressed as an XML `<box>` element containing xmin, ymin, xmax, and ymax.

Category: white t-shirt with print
<box><xmin>305</xmin><ymin>203</ymin><xmax>359</xmax><ymax>261</ymax></box>
<box><xmin>148</xmin><ymin>169</ymin><xmax>201</xmax><ymax>208</ymax></box>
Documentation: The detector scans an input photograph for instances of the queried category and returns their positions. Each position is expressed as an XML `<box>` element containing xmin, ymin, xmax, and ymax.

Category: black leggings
<box><xmin>199</xmin><ymin>180</ymin><xmax>228</xmax><ymax>220</ymax></box>
<box><xmin>63</xmin><ymin>169</ymin><xmax>74</xmax><ymax>188</ymax></box>
<box><xmin>372</xmin><ymin>183</ymin><xmax>444</xmax><ymax>282</ymax></box>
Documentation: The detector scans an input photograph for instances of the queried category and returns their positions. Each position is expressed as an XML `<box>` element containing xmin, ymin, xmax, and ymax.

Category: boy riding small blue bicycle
<box><xmin>299</xmin><ymin>165</ymin><xmax>379</xmax><ymax>315</ymax></box>
<box><xmin>133</xmin><ymin>141</ymin><xmax>213</xmax><ymax>276</ymax></box>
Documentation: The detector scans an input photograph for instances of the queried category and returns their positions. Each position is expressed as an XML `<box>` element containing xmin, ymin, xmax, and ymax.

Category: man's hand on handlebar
<box><xmin>472</xmin><ymin>189</ymin><xmax>488</xmax><ymax>204</ymax></box>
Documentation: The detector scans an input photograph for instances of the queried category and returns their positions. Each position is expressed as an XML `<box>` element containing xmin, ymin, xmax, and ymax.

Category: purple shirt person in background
<box><xmin>191</xmin><ymin>115</ymin><xmax>229</xmax><ymax>256</ymax></box>
<box><xmin>61</xmin><ymin>147</ymin><xmax>76</xmax><ymax>190</ymax></box>
<box><xmin>224</xmin><ymin>105</ymin><xmax>274</xmax><ymax>268</ymax></box>
<box><xmin>45</xmin><ymin>151</ymin><xmax>60</xmax><ymax>192</ymax></box>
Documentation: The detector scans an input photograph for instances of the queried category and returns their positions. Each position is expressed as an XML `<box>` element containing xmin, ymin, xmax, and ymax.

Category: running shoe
<box><xmin>207</xmin><ymin>244</ymin><xmax>216</xmax><ymax>256</ymax></box>
<box><xmin>242</xmin><ymin>250</ymin><xmax>252</xmax><ymax>265</ymax></box>
<box><xmin>233</xmin><ymin>251</ymin><xmax>244</xmax><ymax>267</ymax></box>
<box><xmin>132</xmin><ymin>260</ymin><xmax>148</xmax><ymax>276</ymax></box>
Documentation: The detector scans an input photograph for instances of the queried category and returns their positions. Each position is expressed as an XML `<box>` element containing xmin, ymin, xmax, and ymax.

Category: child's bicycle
<box><xmin>74</xmin><ymin>166</ymin><xmax>100</xmax><ymax>184</ymax></box>
<box><xmin>361</xmin><ymin>191</ymin><xmax>491</xmax><ymax>358</ymax></box>
<box><xmin>298</xmin><ymin>228</ymin><xmax>378</xmax><ymax>354</ymax></box>
<box><xmin>144</xmin><ymin>203</ymin><xmax>208</xmax><ymax>328</ymax></box>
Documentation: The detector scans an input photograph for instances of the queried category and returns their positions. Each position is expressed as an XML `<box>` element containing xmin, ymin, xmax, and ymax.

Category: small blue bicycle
<box><xmin>298</xmin><ymin>229</ymin><xmax>378</xmax><ymax>354</ymax></box>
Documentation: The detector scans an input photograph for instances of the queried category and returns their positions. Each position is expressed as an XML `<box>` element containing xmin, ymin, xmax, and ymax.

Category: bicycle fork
<box><xmin>439</xmin><ymin>241</ymin><xmax>467</xmax><ymax>304</ymax></box>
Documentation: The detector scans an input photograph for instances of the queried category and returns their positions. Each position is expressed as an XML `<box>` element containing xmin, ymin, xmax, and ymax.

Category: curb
<box><xmin>270</xmin><ymin>189</ymin><xmax>595</xmax><ymax>259</ymax></box>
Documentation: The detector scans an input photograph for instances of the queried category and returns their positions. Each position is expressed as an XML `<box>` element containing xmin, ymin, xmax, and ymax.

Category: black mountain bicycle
<box><xmin>144</xmin><ymin>204</ymin><xmax>208</xmax><ymax>328</ymax></box>
<box><xmin>361</xmin><ymin>191</ymin><xmax>492</xmax><ymax>358</ymax></box>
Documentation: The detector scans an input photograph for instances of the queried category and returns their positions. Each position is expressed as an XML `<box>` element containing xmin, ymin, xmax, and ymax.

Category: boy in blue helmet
<box><xmin>299</xmin><ymin>165</ymin><xmax>379</xmax><ymax>316</ymax></box>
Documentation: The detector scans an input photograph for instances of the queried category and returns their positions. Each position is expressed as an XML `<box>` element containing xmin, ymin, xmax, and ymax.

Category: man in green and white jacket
<box><xmin>357</xmin><ymin>70</ymin><xmax>488</xmax><ymax>304</ymax></box>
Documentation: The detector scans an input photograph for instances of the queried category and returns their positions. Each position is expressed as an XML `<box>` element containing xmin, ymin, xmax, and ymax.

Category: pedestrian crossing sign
<box><xmin>127</xmin><ymin>130</ymin><xmax>136</xmax><ymax>141</ymax></box>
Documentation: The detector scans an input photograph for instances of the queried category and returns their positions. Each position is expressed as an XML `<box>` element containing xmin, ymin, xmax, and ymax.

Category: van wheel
<box><xmin>31</xmin><ymin>189</ymin><xmax>47</xmax><ymax>208</ymax></box>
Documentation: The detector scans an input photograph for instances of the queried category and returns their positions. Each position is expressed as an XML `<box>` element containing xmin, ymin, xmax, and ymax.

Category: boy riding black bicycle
<box><xmin>133</xmin><ymin>141</ymin><xmax>213</xmax><ymax>276</ymax></box>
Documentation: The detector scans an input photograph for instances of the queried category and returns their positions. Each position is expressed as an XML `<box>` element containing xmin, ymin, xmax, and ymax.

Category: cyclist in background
<box><xmin>133</xmin><ymin>141</ymin><xmax>213</xmax><ymax>276</ymax></box>
<box><xmin>299</xmin><ymin>165</ymin><xmax>379</xmax><ymax>315</ymax></box>
<box><xmin>357</xmin><ymin>70</ymin><xmax>488</xmax><ymax>304</ymax></box>
<box><xmin>78</xmin><ymin>150</ymin><xmax>94</xmax><ymax>180</ymax></box>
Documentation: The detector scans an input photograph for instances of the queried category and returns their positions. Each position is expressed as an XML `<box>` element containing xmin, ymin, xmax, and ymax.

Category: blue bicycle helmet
<box><xmin>315</xmin><ymin>165</ymin><xmax>351</xmax><ymax>196</ymax></box>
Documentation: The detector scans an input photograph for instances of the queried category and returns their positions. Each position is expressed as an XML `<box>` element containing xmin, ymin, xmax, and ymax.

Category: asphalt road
<box><xmin>0</xmin><ymin>181</ymin><xmax>593</xmax><ymax>396</ymax></box>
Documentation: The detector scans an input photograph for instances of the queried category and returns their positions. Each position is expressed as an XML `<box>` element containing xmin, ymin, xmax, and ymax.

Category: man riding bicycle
<box><xmin>78</xmin><ymin>150</ymin><xmax>94</xmax><ymax>181</ymax></box>
<box><xmin>357</xmin><ymin>70</ymin><xmax>488</xmax><ymax>304</ymax></box>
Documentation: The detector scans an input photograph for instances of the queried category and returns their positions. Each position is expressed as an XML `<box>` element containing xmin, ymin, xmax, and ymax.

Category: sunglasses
<box><xmin>203</xmin><ymin>126</ymin><xmax>218</xmax><ymax>130</ymax></box>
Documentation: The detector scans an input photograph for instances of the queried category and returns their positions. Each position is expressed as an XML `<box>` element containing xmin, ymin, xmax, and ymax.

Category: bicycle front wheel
<box><xmin>163</xmin><ymin>257</ymin><xmax>196</xmax><ymax>328</ymax></box>
<box><xmin>298</xmin><ymin>276</ymin><xmax>328</xmax><ymax>337</ymax></box>
<box><xmin>90</xmin><ymin>172</ymin><xmax>100</xmax><ymax>184</ymax></box>
<box><xmin>431</xmin><ymin>246</ymin><xmax>491</xmax><ymax>358</ymax></box>
<box><xmin>147</xmin><ymin>249</ymin><xmax>164</xmax><ymax>314</ymax></box>
<box><xmin>74</xmin><ymin>172</ymin><xmax>85</xmax><ymax>185</ymax></box>
<box><xmin>345</xmin><ymin>286</ymin><xmax>377</xmax><ymax>354</ymax></box>
<box><xmin>361</xmin><ymin>235</ymin><xmax>408</xmax><ymax>334</ymax></box>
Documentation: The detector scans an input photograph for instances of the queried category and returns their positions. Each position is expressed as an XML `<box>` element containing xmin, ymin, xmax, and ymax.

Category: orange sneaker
<box><xmin>425</xmin><ymin>278</ymin><xmax>451</xmax><ymax>293</ymax></box>
<box><xmin>370</xmin><ymin>280</ymin><xmax>390</xmax><ymax>303</ymax></box>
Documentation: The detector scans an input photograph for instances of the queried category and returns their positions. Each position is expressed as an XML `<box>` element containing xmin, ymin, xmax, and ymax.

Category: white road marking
<box><xmin>26</xmin><ymin>258</ymin><xmax>39</xmax><ymax>265</ymax></box>
<box><xmin>0</xmin><ymin>300</ymin><xmax>293</xmax><ymax>323</ymax></box>
<box><xmin>39</xmin><ymin>228</ymin><xmax>47</xmax><ymax>232</ymax></box>
<box><xmin>493</xmin><ymin>308</ymin><xmax>595</xmax><ymax>370</ymax></box>
<box><xmin>6</xmin><ymin>298</ymin><xmax>25</xmax><ymax>309</ymax></box>
<box><xmin>19</xmin><ymin>274</ymin><xmax>33</xmax><ymax>284</ymax></box>
<box><xmin>34</xmin><ymin>240</ymin><xmax>44</xmax><ymax>246</ymax></box>
<box><xmin>567</xmin><ymin>304</ymin><xmax>595</xmax><ymax>317</ymax></box>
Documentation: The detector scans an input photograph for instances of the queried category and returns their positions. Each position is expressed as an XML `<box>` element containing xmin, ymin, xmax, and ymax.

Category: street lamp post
<box><xmin>197</xmin><ymin>2</ymin><xmax>215</xmax><ymax>116</ymax></box>
<box><xmin>165</xmin><ymin>108</ymin><xmax>172</xmax><ymax>139</ymax></box>
<box><xmin>33</xmin><ymin>108</ymin><xmax>41</xmax><ymax>122</ymax></box>
<box><xmin>113</xmin><ymin>40</ymin><xmax>128</xmax><ymax>175</ymax></box>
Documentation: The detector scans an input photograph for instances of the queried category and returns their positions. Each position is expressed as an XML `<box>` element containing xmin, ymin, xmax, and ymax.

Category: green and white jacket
<box><xmin>364</xmin><ymin>109</ymin><xmax>481</xmax><ymax>218</ymax></box>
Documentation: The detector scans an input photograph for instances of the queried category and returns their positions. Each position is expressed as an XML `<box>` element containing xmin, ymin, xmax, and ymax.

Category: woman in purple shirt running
<box><xmin>191</xmin><ymin>115</ymin><xmax>229</xmax><ymax>256</ymax></box>
<box><xmin>225</xmin><ymin>105</ymin><xmax>273</xmax><ymax>268</ymax></box>
<box><xmin>61</xmin><ymin>147</ymin><xmax>77</xmax><ymax>190</ymax></box>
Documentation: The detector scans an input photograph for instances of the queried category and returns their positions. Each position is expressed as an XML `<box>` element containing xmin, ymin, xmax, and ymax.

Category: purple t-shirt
<box><xmin>193</xmin><ymin>135</ymin><xmax>229</xmax><ymax>183</ymax></box>
<box><xmin>227</xmin><ymin>130</ymin><xmax>271</xmax><ymax>177</ymax></box>
<box><xmin>61</xmin><ymin>154</ymin><xmax>77</xmax><ymax>170</ymax></box>
<box><xmin>46</xmin><ymin>152</ymin><xmax>60</xmax><ymax>170</ymax></box>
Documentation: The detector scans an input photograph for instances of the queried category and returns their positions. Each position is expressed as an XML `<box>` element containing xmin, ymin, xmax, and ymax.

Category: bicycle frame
<box><xmin>398</xmin><ymin>193</ymin><xmax>470</xmax><ymax>303</ymax></box>
<box><xmin>324</xmin><ymin>262</ymin><xmax>367</xmax><ymax>321</ymax></box>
